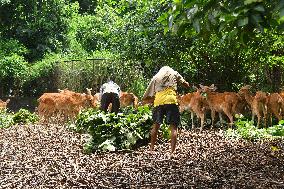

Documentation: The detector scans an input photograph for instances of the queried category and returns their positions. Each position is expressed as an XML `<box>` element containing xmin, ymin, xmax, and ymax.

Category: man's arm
<box><xmin>181</xmin><ymin>81</ymin><xmax>190</xmax><ymax>88</ymax></box>
<box><xmin>100</xmin><ymin>84</ymin><xmax>104</xmax><ymax>96</ymax></box>
<box><xmin>176</xmin><ymin>72</ymin><xmax>190</xmax><ymax>88</ymax></box>
<box><xmin>142</xmin><ymin>78</ymin><xmax>156</xmax><ymax>100</ymax></box>
<box><xmin>117</xmin><ymin>85</ymin><xmax>121</xmax><ymax>95</ymax></box>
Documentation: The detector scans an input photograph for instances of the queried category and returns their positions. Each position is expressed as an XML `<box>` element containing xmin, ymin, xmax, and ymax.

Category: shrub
<box><xmin>0</xmin><ymin>54</ymin><xmax>29</xmax><ymax>96</ymax></box>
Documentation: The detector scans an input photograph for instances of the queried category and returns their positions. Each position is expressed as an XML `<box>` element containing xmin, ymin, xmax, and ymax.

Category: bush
<box><xmin>23</xmin><ymin>54</ymin><xmax>59</xmax><ymax>96</ymax></box>
<box><xmin>0</xmin><ymin>54</ymin><xmax>29</xmax><ymax>96</ymax></box>
<box><xmin>69</xmin><ymin>106</ymin><xmax>153</xmax><ymax>153</ymax></box>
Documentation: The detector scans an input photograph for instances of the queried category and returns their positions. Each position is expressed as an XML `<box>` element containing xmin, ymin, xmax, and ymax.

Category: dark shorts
<box><xmin>152</xmin><ymin>104</ymin><xmax>180</xmax><ymax>126</ymax></box>
<box><xmin>100</xmin><ymin>92</ymin><xmax>120</xmax><ymax>113</ymax></box>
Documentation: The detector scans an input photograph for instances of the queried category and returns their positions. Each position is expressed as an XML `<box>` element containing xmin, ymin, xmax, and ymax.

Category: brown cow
<box><xmin>0</xmin><ymin>99</ymin><xmax>10</xmax><ymax>110</ymax></box>
<box><xmin>38</xmin><ymin>89</ymin><xmax>93</xmax><ymax>122</ymax></box>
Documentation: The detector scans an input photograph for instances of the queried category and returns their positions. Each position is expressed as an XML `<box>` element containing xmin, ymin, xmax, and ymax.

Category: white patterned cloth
<box><xmin>142</xmin><ymin>66</ymin><xmax>187</xmax><ymax>99</ymax></box>
<box><xmin>100</xmin><ymin>81</ymin><xmax>120</xmax><ymax>96</ymax></box>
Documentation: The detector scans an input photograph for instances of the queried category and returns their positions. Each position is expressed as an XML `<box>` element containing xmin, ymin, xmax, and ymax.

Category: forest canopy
<box><xmin>1</xmin><ymin>0</ymin><xmax>284</xmax><ymax>96</ymax></box>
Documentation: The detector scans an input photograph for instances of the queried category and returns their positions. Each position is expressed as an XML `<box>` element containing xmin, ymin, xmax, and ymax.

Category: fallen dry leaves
<box><xmin>0</xmin><ymin>123</ymin><xmax>283</xmax><ymax>188</ymax></box>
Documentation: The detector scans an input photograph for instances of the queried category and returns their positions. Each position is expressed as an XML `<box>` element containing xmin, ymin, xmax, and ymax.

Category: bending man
<box><xmin>142</xmin><ymin>66</ymin><xmax>190</xmax><ymax>154</ymax></box>
<box><xmin>100</xmin><ymin>80</ymin><xmax>121</xmax><ymax>114</ymax></box>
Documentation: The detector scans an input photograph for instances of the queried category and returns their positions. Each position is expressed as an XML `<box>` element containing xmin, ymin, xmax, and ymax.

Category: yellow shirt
<box><xmin>154</xmin><ymin>87</ymin><xmax>178</xmax><ymax>107</ymax></box>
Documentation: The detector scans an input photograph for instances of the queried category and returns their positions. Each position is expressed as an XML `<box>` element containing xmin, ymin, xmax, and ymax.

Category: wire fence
<box><xmin>1</xmin><ymin>58</ymin><xmax>147</xmax><ymax>111</ymax></box>
<box><xmin>56</xmin><ymin>58</ymin><xmax>110</xmax><ymax>93</ymax></box>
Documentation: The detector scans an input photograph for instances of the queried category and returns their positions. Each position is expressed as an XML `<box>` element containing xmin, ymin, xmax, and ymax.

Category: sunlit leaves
<box><xmin>244</xmin><ymin>0</ymin><xmax>263</xmax><ymax>5</ymax></box>
<box><xmin>227</xmin><ymin>118</ymin><xmax>284</xmax><ymax>140</ymax></box>
<box><xmin>162</xmin><ymin>0</ymin><xmax>284</xmax><ymax>43</ymax></box>
<box><xmin>0</xmin><ymin>109</ymin><xmax>14</xmax><ymax>128</ymax></box>
<box><xmin>0</xmin><ymin>0</ymin><xmax>10</xmax><ymax>5</ymax></box>
<box><xmin>0</xmin><ymin>0</ymin><xmax>78</xmax><ymax>61</ymax></box>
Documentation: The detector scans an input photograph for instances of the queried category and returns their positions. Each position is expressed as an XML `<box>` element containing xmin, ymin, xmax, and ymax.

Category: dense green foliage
<box><xmin>1</xmin><ymin>0</ymin><xmax>284</xmax><ymax>96</ymax></box>
<box><xmin>163</xmin><ymin>0</ymin><xmax>284</xmax><ymax>40</ymax></box>
<box><xmin>0</xmin><ymin>108</ymin><xmax>39</xmax><ymax>128</ymax></box>
<box><xmin>69</xmin><ymin>106</ymin><xmax>153</xmax><ymax>153</ymax></box>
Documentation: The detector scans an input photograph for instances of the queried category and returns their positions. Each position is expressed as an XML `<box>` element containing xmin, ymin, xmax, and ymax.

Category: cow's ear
<box><xmin>209</xmin><ymin>84</ymin><xmax>217</xmax><ymax>91</ymax></box>
<box><xmin>86</xmin><ymin>88</ymin><xmax>92</xmax><ymax>95</ymax></box>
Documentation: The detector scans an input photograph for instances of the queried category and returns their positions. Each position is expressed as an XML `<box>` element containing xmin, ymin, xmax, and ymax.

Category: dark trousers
<box><xmin>100</xmin><ymin>92</ymin><xmax>120</xmax><ymax>114</ymax></box>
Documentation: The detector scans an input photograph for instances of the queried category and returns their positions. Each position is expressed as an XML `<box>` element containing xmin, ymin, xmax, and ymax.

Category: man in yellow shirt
<box><xmin>142</xmin><ymin>66</ymin><xmax>190</xmax><ymax>154</ymax></box>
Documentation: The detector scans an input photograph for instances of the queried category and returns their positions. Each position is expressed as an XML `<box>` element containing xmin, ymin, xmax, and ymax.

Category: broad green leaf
<box><xmin>254</xmin><ymin>5</ymin><xmax>265</xmax><ymax>12</ymax></box>
<box><xmin>169</xmin><ymin>15</ymin><xmax>174</xmax><ymax>28</ymax></box>
<box><xmin>280</xmin><ymin>8</ymin><xmax>284</xmax><ymax>18</ymax></box>
<box><xmin>251</xmin><ymin>14</ymin><xmax>262</xmax><ymax>24</ymax></box>
<box><xmin>238</xmin><ymin>17</ymin><xmax>248</xmax><ymax>26</ymax></box>
<box><xmin>157</xmin><ymin>12</ymin><xmax>169</xmax><ymax>24</ymax></box>
<box><xmin>244</xmin><ymin>0</ymin><xmax>263</xmax><ymax>5</ymax></box>
<box><xmin>278</xmin><ymin>120</ymin><xmax>284</xmax><ymax>125</ymax></box>
<box><xmin>173</xmin><ymin>0</ymin><xmax>182</xmax><ymax>4</ymax></box>
<box><xmin>193</xmin><ymin>18</ymin><xmax>200</xmax><ymax>33</ymax></box>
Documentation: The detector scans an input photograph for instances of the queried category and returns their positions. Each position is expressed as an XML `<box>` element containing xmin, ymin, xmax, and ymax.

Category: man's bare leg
<box><xmin>169</xmin><ymin>124</ymin><xmax>177</xmax><ymax>154</ymax></box>
<box><xmin>150</xmin><ymin>123</ymin><xmax>160</xmax><ymax>152</ymax></box>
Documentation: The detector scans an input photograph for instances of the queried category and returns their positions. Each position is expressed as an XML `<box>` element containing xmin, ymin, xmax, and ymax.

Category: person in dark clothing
<box><xmin>99</xmin><ymin>80</ymin><xmax>121</xmax><ymax>114</ymax></box>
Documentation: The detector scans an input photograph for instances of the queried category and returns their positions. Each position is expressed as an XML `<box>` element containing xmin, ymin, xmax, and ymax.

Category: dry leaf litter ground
<box><xmin>0</xmin><ymin>123</ymin><xmax>283</xmax><ymax>189</ymax></box>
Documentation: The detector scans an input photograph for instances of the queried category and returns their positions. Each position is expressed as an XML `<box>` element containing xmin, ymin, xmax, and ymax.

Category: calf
<box><xmin>0</xmin><ymin>99</ymin><xmax>10</xmax><ymax>110</ymax></box>
<box><xmin>92</xmin><ymin>92</ymin><xmax>101</xmax><ymax>108</ymax></box>
<box><xmin>120</xmin><ymin>92</ymin><xmax>139</xmax><ymax>109</ymax></box>
<box><xmin>38</xmin><ymin>89</ymin><xmax>94</xmax><ymax>122</ymax></box>
<box><xmin>200</xmin><ymin>84</ymin><xmax>241</xmax><ymax>128</ymax></box>
<box><xmin>178</xmin><ymin>93</ymin><xmax>195</xmax><ymax>127</ymax></box>
<box><xmin>188</xmin><ymin>88</ymin><xmax>209</xmax><ymax>130</ymax></box>
<box><xmin>140</xmin><ymin>96</ymin><xmax>154</xmax><ymax>106</ymax></box>
<box><xmin>266</xmin><ymin>93</ymin><xmax>284</xmax><ymax>125</ymax></box>
<box><xmin>238</xmin><ymin>85</ymin><xmax>267</xmax><ymax>128</ymax></box>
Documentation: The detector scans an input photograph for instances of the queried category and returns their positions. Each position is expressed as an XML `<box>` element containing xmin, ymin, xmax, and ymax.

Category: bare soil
<box><xmin>0</xmin><ymin>123</ymin><xmax>283</xmax><ymax>189</ymax></box>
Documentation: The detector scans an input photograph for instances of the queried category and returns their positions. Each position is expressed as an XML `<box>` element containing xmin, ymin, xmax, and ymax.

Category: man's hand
<box><xmin>183</xmin><ymin>81</ymin><xmax>190</xmax><ymax>88</ymax></box>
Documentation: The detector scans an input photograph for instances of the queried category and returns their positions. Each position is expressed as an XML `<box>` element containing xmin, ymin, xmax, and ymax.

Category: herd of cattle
<box><xmin>178</xmin><ymin>84</ymin><xmax>284</xmax><ymax>129</ymax></box>
<box><xmin>1</xmin><ymin>84</ymin><xmax>284</xmax><ymax>129</ymax></box>
<box><xmin>36</xmin><ymin>88</ymin><xmax>139</xmax><ymax>122</ymax></box>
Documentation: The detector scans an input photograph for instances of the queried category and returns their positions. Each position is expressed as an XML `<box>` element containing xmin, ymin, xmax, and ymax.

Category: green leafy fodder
<box><xmin>13</xmin><ymin>109</ymin><xmax>39</xmax><ymax>124</ymax></box>
<box><xmin>0</xmin><ymin>109</ymin><xmax>14</xmax><ymax>128</ymax></box>
<box><xmin>70</xmin><ymin>105</ymin><xmax>153</xmax><ymax>153</ymax></box>
<box><xmin>226</xmin><ymin>118</ymin><xmax>284</xmax><ymax>140</ymax></box>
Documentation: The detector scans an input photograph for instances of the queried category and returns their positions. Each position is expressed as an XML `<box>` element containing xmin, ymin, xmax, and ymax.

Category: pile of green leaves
<box><xmin>226</xmin><ymin>118</ymin><xmax>284</xmax><ymax>140</ymax></box>
<box><xmin>69</xmin><ymin>106</ymin><xmax>153</xmax><ymax>153</ymax></box>
<box><xmin>0</xmin><ymin>108</ymin><xmax>39</xmax><ymax>128</ymax></box>
<box><xmin>0</xmin><ymin>109</ymin><xmax>14</xmax><ymax>128</ymax></box>
<box><xmin>13</xmin><ymin>109</ymin><xmax>39</xmax><ymax>124</ymax></box>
